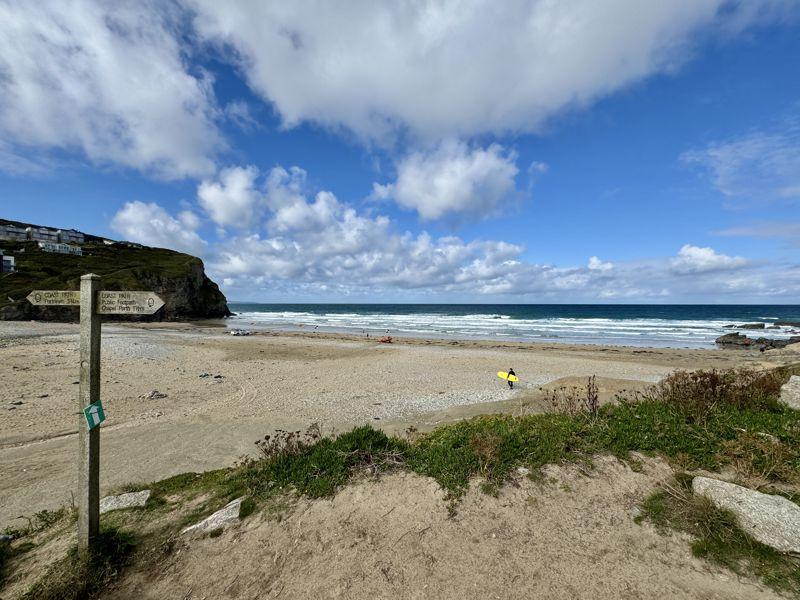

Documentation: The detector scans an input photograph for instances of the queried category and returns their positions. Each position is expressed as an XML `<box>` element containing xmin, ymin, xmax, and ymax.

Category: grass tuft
<box><xmin>21</xmin><ymin>527</ymin><xmax>134</xmax><ymax>600</ymax></box>
<box><xmin>3</xmin><ymin>507</ymin><xmax>73</xmax><ymax>540</ymax></box>
<box><xmin>238</xmin><ymin>497</ymin><xmax>256</xmax><ymax>520</ymax></box>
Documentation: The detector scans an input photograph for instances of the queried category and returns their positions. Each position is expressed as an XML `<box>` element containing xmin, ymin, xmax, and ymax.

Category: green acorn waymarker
<box><xmin>83</xmin><ymin>401</ymin><xmax>105</xmax><ymax>430</ymax></box>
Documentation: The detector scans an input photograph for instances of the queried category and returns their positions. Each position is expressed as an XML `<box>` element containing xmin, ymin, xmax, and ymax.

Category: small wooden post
<box><xmin>78</xmin><ymin>273</ymin><xmax>101</xmax><ymax>550</ymax></box>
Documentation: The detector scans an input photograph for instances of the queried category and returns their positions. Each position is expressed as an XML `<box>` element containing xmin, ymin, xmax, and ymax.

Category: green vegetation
<box><xmin>5</xmin><ymin>367</ymin><xmax>799</xmax><ymax>598</ymax></box>
<box><xmin>242</xmin><ymin>425</ymin><xmax>408</xmax><ymax>499</ymax></box>
<box><xmin>2</xmin><ymin>508</ymin><xmax>72</xmax><ymax>540</ymax></box>
<box><xmin>21</xmin><ymin>528</ymin><xmax>134</xmax><ymax>600</ymax></box>
<box><xmin>639</xmin><ymin>474</ymin><xmax>800</xmax><ymax>597</ymax></box>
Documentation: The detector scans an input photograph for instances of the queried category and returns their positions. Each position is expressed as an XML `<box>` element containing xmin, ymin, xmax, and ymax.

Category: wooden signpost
<box><xmin>27</xmin><ymin>274</ymin><xmax>164</xmax><ymax>550</ymax></box>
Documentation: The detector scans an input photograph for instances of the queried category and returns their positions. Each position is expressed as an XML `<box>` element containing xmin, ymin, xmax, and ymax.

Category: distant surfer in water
<box><xmin>507</xmin><ymin>367</ymin><xmax>516</xmax><ymax>389</ymax></box>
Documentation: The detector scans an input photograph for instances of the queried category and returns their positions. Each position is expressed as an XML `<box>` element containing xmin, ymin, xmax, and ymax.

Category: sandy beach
<box><xmin>0</xmin><ymin>320</ymin><xmax>793</xmax><ymax>527</ymax></box>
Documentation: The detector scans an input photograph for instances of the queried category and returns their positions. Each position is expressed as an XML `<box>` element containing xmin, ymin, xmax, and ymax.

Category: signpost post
<box><xmin>78</xmin><ymin>274</ymin><xmax>101</xmax><ymax>549</ymax></box>
<box><xmin>27</xmin><ymin>275</ymin><xmax>164</xmax><ymax>551</ymax></box>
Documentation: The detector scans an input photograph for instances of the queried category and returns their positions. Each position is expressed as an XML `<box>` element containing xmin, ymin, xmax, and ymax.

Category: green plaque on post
<box><xmin>83</xmin><ymin>400</ymin><xmax>105</xmax><ymax>430</ymax></box>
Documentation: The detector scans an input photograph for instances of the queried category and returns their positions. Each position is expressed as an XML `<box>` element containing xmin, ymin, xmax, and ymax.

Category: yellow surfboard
<box><xmin>497</xmin><ymin>371</ymin><xmax>519</xmax><ymax>382</ymax></box>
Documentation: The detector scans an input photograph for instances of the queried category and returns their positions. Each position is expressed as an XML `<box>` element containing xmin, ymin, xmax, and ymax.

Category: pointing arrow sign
<box><xmin>97</xmin><ymin>291</ymin><xmax>165</xmax><ymax>315</ymax></box>
<box><xmin>26</xmin><ymin>290</ymin><xmax>165</xmax><ymax>315</ymax></box>
<box><xmin>26</xmin><ymin>290</ymin><xmax>80</xmax><ymax>306</ymax></box>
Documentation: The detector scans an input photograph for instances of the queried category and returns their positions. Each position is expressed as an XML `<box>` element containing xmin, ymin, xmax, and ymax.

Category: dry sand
<box><xmin>0</xmin><ymin>321</ymin><xmax>788</xmax><ymax>527</ymax></box>
<box><xmin>99</xmin><ymin>457</ymin><xmax>783</xmax><ymax>600</ymax></box>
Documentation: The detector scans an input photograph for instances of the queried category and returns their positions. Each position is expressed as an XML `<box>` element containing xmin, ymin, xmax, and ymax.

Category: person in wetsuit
<box><xmin>507</xmin><ymin>367</ymin><xmax>516</xmax><ymax>389</ymax></box>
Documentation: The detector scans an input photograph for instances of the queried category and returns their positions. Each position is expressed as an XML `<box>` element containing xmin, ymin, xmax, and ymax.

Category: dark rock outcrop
<box><xmin>715</xmin><ymin>332</ymin><xmax>800</xmax><ymax>350</ymax></box>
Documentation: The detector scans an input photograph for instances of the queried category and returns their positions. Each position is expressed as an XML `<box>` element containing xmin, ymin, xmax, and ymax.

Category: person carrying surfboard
<box><xmin>507</xmin><ymin>368</ymin><xmax>516</xmax><ymax>389</ymax></box>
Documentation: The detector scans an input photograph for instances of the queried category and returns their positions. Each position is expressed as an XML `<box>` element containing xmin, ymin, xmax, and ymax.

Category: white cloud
<box><xmin>216</xmin><ymin>167</ymin><xmax>507</xmax><ymax>285</ymax></box>
<box><xmin>588</xmin><ymin>256</ymin><xmax>613</xmax><ymax>271</ymax></box>
<box><xmin>203</xmin><ymin>165</ymin><xmax>799</xmax><ymax>302</ymax></box>
<box><xmin>213</xmin><ymin>165</ymin><xmax>524</xmax><ymax>287</ymax></box>
<box><xmin>111</xmin><ymin>201</ymin><xmax>207</xmax><ymax>255</ymax></box>
<box><xmin>3</xmin><ymin>2</ymin><xmax>792</xmax><ymax>178</ymax></box>
<box><xmin>373</xmin><ymin>141</ymin><xmax>519</xmax><ymax>220</ymax></box>
<box><xmin>197</xmin><ymin>166</ymin><xmax>264</xmax><ymax>228</ymax></box>
<box><xmin>0</xmin><ymin>0</ymin><xmax>223</xmax><ymax>179</ymax></box>
<box><xmin>670</xmin><ymin>244</ymin><xmax>748</xmax><ymax>274</ymax></box>
<box><xmin>187</xmin><ymin>0</ymin><xmax>790</xmax><ymax>143</ymax></box>
<box><xmin>107</xmin><ymin>166</ymin><xmax>800</xmax><ymax>303</ymax></box>
<box><xmin>682</xmin><ymin>116</ymin><xmax>800</xmax><ymax>201</ymax></box>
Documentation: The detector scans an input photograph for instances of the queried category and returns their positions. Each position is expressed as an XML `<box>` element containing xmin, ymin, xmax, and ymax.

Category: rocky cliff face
<box><xmin>0</xmin><ymin>236</ymin><xmax>230</xmax><ymax>321</ymax></box>
<box><xmin>126</xmin><ymin>259</ymin><xmax>231</xmax><ymax>321</ymax></box>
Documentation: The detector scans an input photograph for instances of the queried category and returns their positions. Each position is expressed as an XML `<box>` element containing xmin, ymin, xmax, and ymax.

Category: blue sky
<box><xmin>1</xmin><ymin>1</ymin><xmax>799</xmax><ymax>303</ymax></box>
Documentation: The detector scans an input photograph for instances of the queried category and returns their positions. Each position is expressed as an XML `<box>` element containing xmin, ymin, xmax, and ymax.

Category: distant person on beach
<box><xmin>507</xmin><ymin>367</ymin><xmax>516</xmax><ymax>389</ymax></box>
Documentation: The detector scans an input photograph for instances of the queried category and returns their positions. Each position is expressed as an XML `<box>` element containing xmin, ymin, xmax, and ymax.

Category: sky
<box><xmin>0</xmin><ymin>0</ymin><xmax>799</xmax><ymax>303</ymax></box>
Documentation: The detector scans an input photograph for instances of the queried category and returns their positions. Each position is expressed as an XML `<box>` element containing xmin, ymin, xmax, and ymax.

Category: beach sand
<box><xmin>0</xmin><ymin>320</ymin><xmax>793</xmax><ymax>527</ymax></box>
<box><xmin>100</xmin><ymin>457</ymin><xmax>783</xmax><ymax>600</ymax></box>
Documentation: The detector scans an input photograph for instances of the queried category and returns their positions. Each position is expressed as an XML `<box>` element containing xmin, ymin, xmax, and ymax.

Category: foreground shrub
<box><xmin>544</xmin><ymin>375</ymin><xmax>600</xmax><ymax>417</ymax></box>
<box><xmin>2</xmin><ymin>507</ymin><xmax>72</xmax><ymax>540</ymax></box>
<box><xmin>255</xmin><ymin>424</ymin><xmax>322</xmax><ymax>460</ymax></box>
<box><xmin>231</xmin><ymin>368</ymin><xmax>799</xmax><ymax>505</ymax></box>
<box><xmin>644</xmin><ymin>368</ymin><xmax>782</xmax><ymax>423</ymax></box>
<box><xmin>240</xmin><ymin>425</ymin><xmax>409</xmax><ymax>499</ymax></box>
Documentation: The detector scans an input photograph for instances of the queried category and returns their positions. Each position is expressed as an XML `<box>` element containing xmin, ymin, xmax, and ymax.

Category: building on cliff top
<box><xmin>0</xmin><ymin>223</ymin><xmax>85</xmax><ymax>244</ymax></box>
<box><xmin>0</xmin><ymin>224</ymin><xmax>28</xmax><ymax>241</ymax></box>
<box><xmin>38</xmin><ymin>241</ymin><xmax>83</xmax><ymax>256</ymax></box>
<box><xmin>57</xmin><ymin>229</ymin><xmax>85</xmax><ymax>244</ymax></box>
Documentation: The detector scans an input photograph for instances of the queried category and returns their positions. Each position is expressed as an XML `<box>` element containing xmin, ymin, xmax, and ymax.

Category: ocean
<box><xmin>227</xmin><ymin>304</ymin><xmax>800</xmax><ymax>349</ymax></box>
